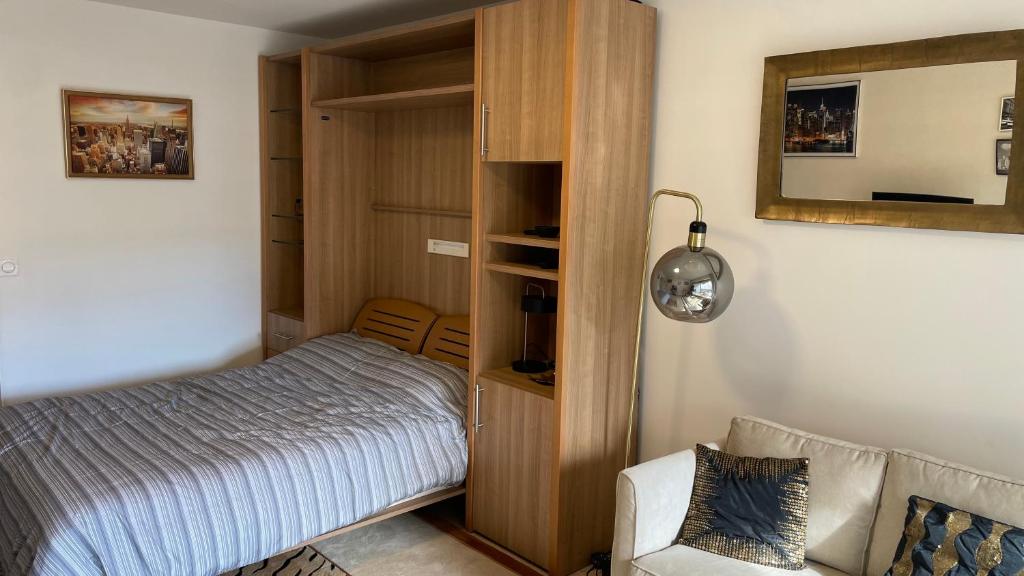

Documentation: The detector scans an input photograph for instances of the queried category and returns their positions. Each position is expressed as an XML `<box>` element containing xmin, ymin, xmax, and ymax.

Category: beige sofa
<box><xmin>612</xmin><ymin>416</ymin><xmax>1024</xmax><ymax>576</ymax></box>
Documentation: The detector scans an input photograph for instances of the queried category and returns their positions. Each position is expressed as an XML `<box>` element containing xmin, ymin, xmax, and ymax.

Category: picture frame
<box><xmin>63</xmin><ymin>90</ymin><xmax>194</xmax><ymax>179</ymax></box>
<box><xmin>1000</xmin><ymin>96</ymin><xmax>1015</xmax><ymax>132</ymax></box>
<box><xmin>996</xmin><ymin>139</ymin><xmax>1012</xmax><ymax>176</ymax></box>
<box><xmin>783</xmin><ymin>80</ymin><xmax>860</xmax><ymax>157</ymax></box>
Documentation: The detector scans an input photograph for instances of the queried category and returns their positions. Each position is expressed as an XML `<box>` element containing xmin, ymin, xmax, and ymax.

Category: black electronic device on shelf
<box><xmin>523</xmin><ymin>224</ymin><xmax>559</xmax><ymax>238</ymax></box>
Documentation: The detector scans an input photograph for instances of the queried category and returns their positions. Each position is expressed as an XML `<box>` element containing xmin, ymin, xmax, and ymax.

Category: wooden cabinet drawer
<box><xmin>267</xmin><ymin>311</ymin><xmax>305</xmax><ymax>353</ymax></box>
<box><xmin>470</xmin><ymin>375</ymin><xmax>552</xmax><ymax>568</ymax></box>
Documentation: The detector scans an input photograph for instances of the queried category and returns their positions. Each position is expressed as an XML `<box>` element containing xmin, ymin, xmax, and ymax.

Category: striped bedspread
<box><xmin>0</xmin><ymin>332</ymin><xmax>468</xmax><ymax>576</ymax></box>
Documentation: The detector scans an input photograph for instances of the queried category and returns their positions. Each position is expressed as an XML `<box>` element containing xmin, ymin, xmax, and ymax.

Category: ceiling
<box><xmin>88</xmin><ymin>0</ymin><xmax>493</xmax><ymax>39</ymax></box>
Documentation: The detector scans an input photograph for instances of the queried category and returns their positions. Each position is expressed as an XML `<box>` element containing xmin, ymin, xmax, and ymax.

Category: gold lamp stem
<box><xmin>624</xmin><ymin>189</ymin><xmax>705</xmax><ymax>469</ymax></box>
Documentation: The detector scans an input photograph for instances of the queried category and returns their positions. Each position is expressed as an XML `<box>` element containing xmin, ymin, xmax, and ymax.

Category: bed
<box><xmin>0</xmin><ymin>299</ymin><xmax>470</xmax><ymax>576</ymax></box>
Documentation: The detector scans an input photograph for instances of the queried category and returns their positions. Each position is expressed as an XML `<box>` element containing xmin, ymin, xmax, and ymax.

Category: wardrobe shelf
<box><xmin>310</xmin><ymin>11</ymin><xmax>475</xmax><ymax>61</ymax></box>
<box><xmin>312</xmin><ymin>84</ymin><xmax>474</xmax><ymax>112</ymax></box>
<box><xmin>486</xmin><ymin>232</ymin><xmax>560</xmax><ymax>250</ymax></box>
<box><xmin>484</xmin><ymin>261</ymin><xmax>559</xmax><ymax>281</ymax></box>
<box><xmin>269</xmin><ymin>306</ymin><xmax>304</xmax><ymax>322</ymax></box>
<box><xmin>480</xmin><ymin>367</ymin><xmax>554</xmax><ymax>399</ymax></box>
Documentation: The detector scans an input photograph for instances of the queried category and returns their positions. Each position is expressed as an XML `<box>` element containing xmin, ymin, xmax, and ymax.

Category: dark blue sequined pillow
<box><xmin>885</xmin><ymin>495</ymin><xmax>1024</xmax><ymax>576</ymax></box>
<box><xmin>678</xmin><ymin>444</ymin><xmax>810</xmax><ymax>570</ymax></box>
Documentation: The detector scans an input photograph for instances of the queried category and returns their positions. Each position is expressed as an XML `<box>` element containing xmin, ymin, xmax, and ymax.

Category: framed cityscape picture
<box><xmin>62</xmin><ymin>90</ymin><xmax>193</xmax><ymax>179</ymax></box>
<box><xmin>783</xmin><ymin>80</ymin><xmax>860</xmax><ymax>157</ymax></box>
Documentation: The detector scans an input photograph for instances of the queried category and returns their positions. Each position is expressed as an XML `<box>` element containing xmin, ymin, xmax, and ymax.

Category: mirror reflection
<box><xmin>781</xmin><ymin>60</ymin><xmax>1015</xmax><ymax>205</ymax></box>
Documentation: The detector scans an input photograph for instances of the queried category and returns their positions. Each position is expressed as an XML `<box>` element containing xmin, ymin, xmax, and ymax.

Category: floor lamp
<box><xmin>624</xmin><ymin>190</ymin><xmax>735</xmax><ymax>467</ymax></box>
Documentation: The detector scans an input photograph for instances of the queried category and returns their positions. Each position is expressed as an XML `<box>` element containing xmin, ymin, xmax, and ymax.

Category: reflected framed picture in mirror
<box><xmin>784</xmin><ymin>81</ymin><xmax>859</xmax><ymax>157</ymax></box>
<box><xmin>1001</xmin><ymin>96</ymin><xmax>1015</xmax><ymax>131</ymax></box>
<box><xmin>756</xmin><ymin>29</ymin><xmax>1024</xmax><ymax>234</ymax></box>
<box><xmin>997</xmin><ymin>139</ymin><xmax>1012</xmax><ymax>176</ymax></box>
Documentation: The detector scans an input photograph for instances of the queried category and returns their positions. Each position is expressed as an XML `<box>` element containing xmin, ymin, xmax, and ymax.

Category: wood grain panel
<box><xmin>467</xmin><ymin>11</ymin><xmax>486</xmax><ymax>534</ymax></box>
<box><xmin>264</xmin><ymin>158</ymin><xmax>304</xmax><ymax>315</ymax></box>
<box><xmin>484</xmin><ymin>261</ymin><xmax>559</xmax><ymax>281</ymax></box>
<box><xmin>304</xmin><ymin>50</ymin><xmax>375</xmax><ymax>338</ymax></box>
<box><xmin>551</xmin><ymin>1</ymin><xmax>656</xmax><ymax>573</ymax></box>
<box><xmin>756</xmin><ymin>29</ymin><xmax>1024</xmax><ymax>234</ymax></box>
<box><xmin>372</xmin><ymin>106</ymin><xmax>473</xmax><ymax>315</ymax></box>
<box><xmin>479</xmin><ymin>366</ymin><xmax>554</xmax><ymax>399</ymax></box>
<box><xmin>486</xmin><ymin>232</ymin><xmax>561</xmax><ymax>250</ymax></box>
<box><xmin>313</xmin><ymin>85</ymin><xmax>474</xmax><ymax>112</ymax></box>
<box><xmin>370</xmin><ymin>47</ymin><xmax>475</xmax><ymax>93</ymax></box>
<box><xmin>264</xmin><ymin>60</ymin><xmax>302</xmax><ymax>110</ymax></box>
<box><xmin>313</xmin><ymin>11</ymin><xmax>475</xmax><ymax>61</ymax></box>
<box><xmin>372</xmin><ymin>204</ymin><xmax>472</xmax><ymax>218</ymax></box>
<box><xmin>481</xmin><ymin>163</ymin><xmax>562</xmax><ymax>236</ymax></box>
<box><xmin>306</xmin><ymin>50</ymin><xmax>370</xmax><ymax>101</ymax></box>
<box><xmin>261</xmin><ymin>58</ymin><xmax>304</xmax><ymax>358</ymax></box>
<box><xmin>480</xmin><ymin>0</ymin><xmax>568</xmax><ymax>162</ymax></box>
<box><xmin>268</xmin><ymin>111</ymin><xmax>303</xmax><ymax>158</ymax></box>
<box><xmin>472</xmin><ymin>377</ymin><xmax>552</xmax><ymax>569</ymax></box>
<box><xmin>373</xmin><ymin>212</ymin><xmax>472</xmax><ymax>315</ymax></box>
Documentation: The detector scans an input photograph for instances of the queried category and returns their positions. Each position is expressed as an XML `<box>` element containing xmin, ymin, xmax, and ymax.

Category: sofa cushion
<box><xmin>883</xmin><ymin>495</ymin><xmax>1024</xmax><ymax>576</ymax></box>
<box><xmin>726</xmin><ymin>416</ymin><xmax>887</xmax><ymax>575</ymax></box>
<box><xmin>679</xmin><ymin>444</ymin><xmax>810</xmax><ymax>570</ymax></box>
<box><xmin>866</xmin><ymin>449</ymin><xmax>1024</xmax><ymax>576</ymax></box>
<box><xmin>631</xmin><ymin>545</ymin><xmax>850</xmax><ymax>576</ymax></box>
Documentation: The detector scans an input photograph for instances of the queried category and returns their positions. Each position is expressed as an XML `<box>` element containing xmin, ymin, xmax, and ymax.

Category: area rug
<box><xmin>224</xmin><ymin>546</ymin><xmax>351</xmax><ymax>576</ymax></box>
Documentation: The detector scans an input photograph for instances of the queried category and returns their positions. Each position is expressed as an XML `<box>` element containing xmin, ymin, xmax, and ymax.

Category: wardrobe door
<box><xmin>471</xmin><ymin>376</ymin><xmax>552</xmax><ymax>568</ymax></box>
<box><xmin>479</xmin><ymin>0</ymin><xmax>568</xmax><ymax>162</ymax></box>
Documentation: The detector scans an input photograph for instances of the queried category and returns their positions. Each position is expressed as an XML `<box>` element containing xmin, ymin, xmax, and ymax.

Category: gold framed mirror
<box><xmin>755</xmin><ymin>30</ymin><xmax>1024</xmax><ymax>233</ymax></box>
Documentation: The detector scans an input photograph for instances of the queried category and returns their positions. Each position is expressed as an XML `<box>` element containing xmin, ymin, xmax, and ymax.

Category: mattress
<box><xmin>0</xmin><ymin>332</ymin><xmax>468</xmax><ymax>576</ymax></box>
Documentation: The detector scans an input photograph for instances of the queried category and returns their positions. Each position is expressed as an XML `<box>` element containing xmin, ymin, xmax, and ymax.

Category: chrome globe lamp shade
<box><xmin>650</xmin><ymin>245</ymin><xmax>733</xmax><ymax>323</ymax></box>
<box><xmin>625</xmin><ymin>190</ymin><xmax>734</xmax><ymax>466</ymax></box>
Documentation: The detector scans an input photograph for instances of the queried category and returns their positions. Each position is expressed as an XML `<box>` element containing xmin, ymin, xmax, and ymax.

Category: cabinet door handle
<box><xmin>474</xmin><ymin>384</ymin><xmax>484</xmax><ymax>431</ymax></box>
<box><xmin>272</xmin><ymin>332</ymin><xmax>294</xmax><ymax>341</ymax></box>
<box><xmin>480</xmin><ymin>103</ymin><xmax>489</xmax><ymax>158</ymax></box>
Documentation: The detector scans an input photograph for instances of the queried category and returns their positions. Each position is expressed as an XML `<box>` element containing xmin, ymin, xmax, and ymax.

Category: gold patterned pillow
<box><xmin>678</xmin><ymin>444</ymin><xmax>810</xmax><ymax>570</ymax></box>
<box><xmin>885</xmin><ymin>495</ymin><xmax>1024</xmax><ymax>576</ymax></box>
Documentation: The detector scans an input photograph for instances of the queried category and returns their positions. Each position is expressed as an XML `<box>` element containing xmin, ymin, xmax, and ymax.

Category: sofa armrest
<box><xmin>612</xmin><ymin>443</ymin><xmax>718</xmax><ymax>576</ymax></box>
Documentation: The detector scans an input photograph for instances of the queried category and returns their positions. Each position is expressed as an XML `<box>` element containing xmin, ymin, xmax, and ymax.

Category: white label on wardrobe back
<box><xmin>427</xmin><ymin>239</ymin><xmax>469</xmax><ymax>258</ymax></box>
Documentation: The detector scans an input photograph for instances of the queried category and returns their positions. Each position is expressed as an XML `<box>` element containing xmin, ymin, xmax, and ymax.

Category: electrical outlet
<box><xmin>426</xmin><ymin>239</ymin><xmax>469</xmax><ymax>258</ymax></box>
<box><xmin>0</xmin><ymin>259</ymin><xmax>17</xmax><ymax>277</ymax></box>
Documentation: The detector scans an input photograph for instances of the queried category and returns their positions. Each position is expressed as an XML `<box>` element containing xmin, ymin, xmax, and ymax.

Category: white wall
<box><xmin>0</xmin><ymin>0</ymin><xmax>314</xmax><ymax>403</ymax></box>
<box><xmin>782</xmin><ymin>62</ymin><xmax>1015</xmax><ymax>204</ymax></box>
<box><xmin>640</xmin><ymin>0</ymin><xmax>1024</xmax><ymax>480</ymax></box>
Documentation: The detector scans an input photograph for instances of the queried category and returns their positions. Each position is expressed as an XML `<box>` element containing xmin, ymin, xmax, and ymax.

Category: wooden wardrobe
<box><xmin>259</xmin><ymin>2</ymin><xmax>656</xmax><ymax>574</ymax></box>
<box><xmin>259</xmin><ymin>13</ymin><xmax>476</xmax><ymax>354</ymax></box>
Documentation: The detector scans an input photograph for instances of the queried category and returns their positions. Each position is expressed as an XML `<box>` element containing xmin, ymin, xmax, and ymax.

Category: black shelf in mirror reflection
<box><xmin>872</xmin><ymin>192</ymin><xmax>974</xmax><ymax>205</ymax></box>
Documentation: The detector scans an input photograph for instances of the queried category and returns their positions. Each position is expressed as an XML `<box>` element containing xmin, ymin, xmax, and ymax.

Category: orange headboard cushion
<box><xmin>351</xmin><ymin>299</ymin><xmax>438</xmax><ymax>355</ymax></box>
<box><xmin>421</xmin><ymin>315</ymin><xmax>470</xmax><ymax>369</ymax></box>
